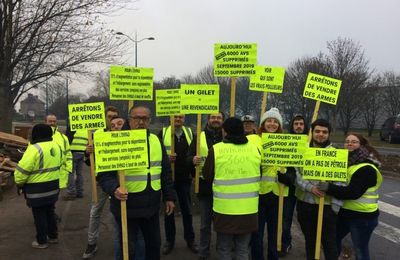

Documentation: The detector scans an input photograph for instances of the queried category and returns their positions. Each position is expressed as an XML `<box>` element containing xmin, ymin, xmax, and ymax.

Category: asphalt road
<box><xmin>1</xmin><ymin>171</ymin><xmax>399</xmax><ymax>260</ymax></box>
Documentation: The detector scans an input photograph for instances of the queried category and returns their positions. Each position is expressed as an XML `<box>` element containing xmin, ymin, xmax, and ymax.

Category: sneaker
<box><xmin>278</xmin><ymin>244</ymin><xmax>292</xmax><ymax>257</ymax></box>
<box><xmin>62</xmin><ymin>194</ymin><xmax>76</xmax><ymax>201</ymax></box>
<box><xmin>82</xmin><ymin>244</ymin><xmax>98</xmax><ymax>259</ymax></box>
<box><xmin>187</xmin><ymin>242</ymin><xmax>199</xmax><ymax>254</ymax></box>
<box><xmin>48</xmin><ymin>238</ymin><xmax>58</xmax><ymax>244</ymax></box>
<box><xmin>32</xmin><ymin>241</ymin><xmax>49</xmax><ymax>249</ymax></box>
<box><xmin>162</xmin><ymin>242</ymin><xmax>174</xmax><ymax>255</ymax></box>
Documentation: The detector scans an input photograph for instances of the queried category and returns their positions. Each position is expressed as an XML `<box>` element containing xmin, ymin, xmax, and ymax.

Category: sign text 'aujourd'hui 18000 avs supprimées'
<box><xmin>261</xmin><ymin>133</ymin><xmax>308</xmax><ymax>167</ymax></box>
<box><xmin>214</xmin><ymin>43</ymin><xmax>257</xmax><ymax>77</ymax></box>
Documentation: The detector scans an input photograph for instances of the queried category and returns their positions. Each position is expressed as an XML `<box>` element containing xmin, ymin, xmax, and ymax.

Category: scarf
<box><xmin>348</xmin><ymin>146</ymin><xmax>370</xmax><ymax>166</ymax></box>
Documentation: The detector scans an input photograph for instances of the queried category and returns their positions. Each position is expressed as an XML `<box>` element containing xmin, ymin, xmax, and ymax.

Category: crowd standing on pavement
<box><xmin>14</xmin><ymin>105</ymin><xmax>383</xmax><ymax>260</ymax></box>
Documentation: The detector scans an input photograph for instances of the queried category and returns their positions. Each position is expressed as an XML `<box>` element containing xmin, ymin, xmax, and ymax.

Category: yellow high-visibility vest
<box><xmin>199</xmin><ymin>131</ymin><xmax>208</xmax><ymax>176</ymax></box>
<box><xmin>162</xmin><ymin>126</ymin><xmax>193</xmax><ymax>154</ymax></box>
<box><xmin>14</xmin><ymin>141</ymin><xmax>62</xmax><ymax>199</ymax></box>
<box><xmin>124</xmin><ymin>134</ymin><xmax>162</xmax><ymax>192</ymax></box>
<box><xmin>213</xmin><ymin>142</ymin><xmax>260</xmax><ymax>215</ymax></box>
<box><xmin>51</xmin><ymin>127</ymin><xmax>72</xmax><ymax>189</ymax></box>
<box><xmin>342</xmin><ymin>163</ymin><xmax>382</xmax><ymax>213</ymax></box>
<box><xmin>70</xmin><ymin>130</ymin><xmax>88</xmax><ymax>151</ymax></box>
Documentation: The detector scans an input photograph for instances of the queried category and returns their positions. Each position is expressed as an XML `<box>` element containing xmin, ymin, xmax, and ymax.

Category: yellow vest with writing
<box><xmin>213</xmin><ymin>142</ymin><xmax>260</xmax><ymax>215</ymax></box>
<box><xmin>124</xmin><ymin>134</ymin><xmax>162</xmax><ymax>192</ymax></box>
<box><xmin>342</xmin><ymin>163</ymin><xmax>382</xmax><ymax>213</ymax></box>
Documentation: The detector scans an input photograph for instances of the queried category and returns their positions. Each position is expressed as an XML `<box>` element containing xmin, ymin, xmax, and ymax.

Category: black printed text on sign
<box><xmin>302</xmin><ymin>148</ymin><xmax>348</xmax><ymax>182</ymax></box>
<box><xmin>68</xmin><ymin>102</ymin><xmax>106</xmax><ymax>131</ymax></box>
<box><xmin>214</xmin><ymin>43</ymin><xmax>257</xmax><ymax>77</ymax></box>
<box><xmin>302</xmin><ymin>72</ymin><xmax>342</xmax><ymax>105</ymax></box>
<box><xmin>180</xmin><ymin>84</ymin><xmax>219</xmax><ymax>114</ymax></box>
<box><xmin>109</xmin><ymin>65</ymin><xmax>153</xmax><ymax>101</ymax></box>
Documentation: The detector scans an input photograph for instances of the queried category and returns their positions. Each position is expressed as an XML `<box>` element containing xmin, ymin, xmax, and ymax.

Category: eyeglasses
<box><xmin>345</xmin><ymin>140</ymin><xmax>360</xmax><ymax>144</ymax></box>
<box><xmin>129</xmin><ymin>116</ymin><xmax>150</xmax><ymax>122</ymax></box>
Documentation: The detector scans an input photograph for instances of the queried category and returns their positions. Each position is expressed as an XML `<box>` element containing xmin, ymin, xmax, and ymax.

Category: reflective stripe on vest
<box><xmin>199</xmin><ymin>131</ymin><xmax>208</xmax><ymax>176</ymax></box>
<box><xmin>343</xmin><ymin>163</ymin><xmax>382</xmax><ymax>213</ymax></box>
<box><xmin>25</xmin><ymin>189</ymin><xmax>59</xmax><ymax>199</ymax></box>
<box><xmin>162</xmin><ymin>126</ymin><xmax>193</xmax><ymax>154</ymax></box>
<box><xmin>124</xmin><ymin>134</ymin><xmax>162</xmax><ymax>193</ymax></box>
<box><xmin>213</xmin><ymin>142</ymin><xmax>260</xmax><ymax>215</ymax></box>
<box><xmin>260</xmin><ymin>166</ymin><xmax>289</xmax><ymax>197</ymax></box>
<box><xmin>70</xmin><ymin>130</ymin><xmax>88</xmax><ymax>151</ymax></box>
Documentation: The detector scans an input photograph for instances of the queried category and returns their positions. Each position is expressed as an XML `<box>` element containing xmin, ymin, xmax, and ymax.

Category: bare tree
<box><xmin>278</xmin><ymin>54</ymin><xmax>329</xmax><ymax>126</ymax></box>
<box><xmin>381</xmin><ymin>71</ymin><xmax>400</xmax><ymax>116</ymax></box>
<box><xmin>0</xmin><ymin>0</ymin><xmax>131</xmax><ymax>131</ymax></box>
<box><xmin>359</xmin><ymin>75</ymin><xmax>383</xmax><ymax>136</ymax></box>
<box><xmin>325</xmin><ymin>37</ymin><xmax>372</xmax><ymax>134</ymax></box>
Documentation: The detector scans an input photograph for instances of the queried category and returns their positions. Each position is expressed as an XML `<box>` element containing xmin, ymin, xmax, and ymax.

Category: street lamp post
<box><xmin>115</xmin><ymin>31</ymin><xmax>155</xmax><ymax>67</ymax></box>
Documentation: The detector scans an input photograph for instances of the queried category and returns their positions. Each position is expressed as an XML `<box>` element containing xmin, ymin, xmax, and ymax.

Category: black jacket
<box><xmin>326</xmin><ymin>159</ymin><xmax>379</xmax><ymax>219</ymax></box>
<box><xmin>97</xmin><ymin>130</ymin><xmax>176</xmax><ymax>218</ymax></box>
<box><xmin>187</xmin><ymin>125</ymin><xmax>223</xmax><ymax>197</ymax></box>
<box><xmin>158</xmin><ymin>127</ymin><xmax>192</xmax><ymax>183</ymax></box>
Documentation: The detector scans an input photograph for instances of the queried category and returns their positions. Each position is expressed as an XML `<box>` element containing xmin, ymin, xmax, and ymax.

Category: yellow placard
<box><xmin>109</xmin><ymin>65</ymin><xmax>153</xmax><ymax>100</ymax></box>
<box><xmin>249</xmin><ymin>66</ymin><xmax>285</xmax><ymax>93</ymax></box>
<box><xmin>302</xmin><ymin>148</ymin><xmax>348</xmax><ymax>182</ymax></box>
<box><xmin>68</xmin><ymin>102</ymin><xmax>106</xmax><ymax>131</ymax></box>
<box><xmin>180</xmin><ymin>84</ymin><xmax>219</xmax><ymax>114</ymax></box>
<box><xmin>214</xmin><ymin>43</ymin><xmax>257</xmax><ymax>77</ymax></box>
<box><xmin>93</xmin><ymin>130</ymin><xmax>149</xmax><ymax>173</ymax></box>
<box><xmin>303</xmin><ymin>72</ymin><xmax>342</xmax><ymax>105</ymax></box>
<box><xmin>156</xmin><ymin>89</ymin><xmax>181</xmax><ymax>117</ymax></box>
<box><xmin>261</xmin><ymin>133</ymin><xmax>308</xmax><ymax>167</ymax></box>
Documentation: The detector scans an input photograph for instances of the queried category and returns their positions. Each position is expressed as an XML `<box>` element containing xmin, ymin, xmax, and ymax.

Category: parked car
<box><xmin>380</xmin><ymin>115</ymin><xmax>400</xmax><ymax>143</ymax></box>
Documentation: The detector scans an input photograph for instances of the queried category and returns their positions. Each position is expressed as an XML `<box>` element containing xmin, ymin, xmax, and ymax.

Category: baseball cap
<box><xmin>241</xmin><ymin>115</ymin><xmax>255</xmax><ymax>122</ymax></box>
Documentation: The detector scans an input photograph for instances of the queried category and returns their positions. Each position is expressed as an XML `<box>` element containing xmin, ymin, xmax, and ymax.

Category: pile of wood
<box><xmin>0</xmin><ymin>132</ymin><xmax>28</xmax><ymax>198</ymax></box>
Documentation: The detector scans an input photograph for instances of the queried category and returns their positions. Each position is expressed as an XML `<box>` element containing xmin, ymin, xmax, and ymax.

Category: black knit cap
<box><xmin>222</xmin><ymin>117</ymin><xmax>244</xmax><ymax>136</ymax></box>
<box><xmin>31</xmin><ymin>124</ymin><xmax>53</xmax><ymax>143</ymax></box>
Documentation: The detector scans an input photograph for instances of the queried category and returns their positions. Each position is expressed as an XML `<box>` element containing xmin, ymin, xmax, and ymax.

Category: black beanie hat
<box><xmin>222</xmin><ymin>117</ymin><xmax>244</xmax><ymax>136</ymax></box>
<box><xmin>31</xmin><ymin>124</ymin><xmax>53</xmax><ymax>143</ymax></box>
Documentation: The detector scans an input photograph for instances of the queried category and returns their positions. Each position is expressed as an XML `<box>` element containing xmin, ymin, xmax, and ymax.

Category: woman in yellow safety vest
<box><xmin>250</xmin><ymin>107</ymin><xmax>295</xmax><ymax>260</ymax></box>
<box><xmin>317</xmin><ymin>133</ymin><xmax>382</xmax><ymax>260</ymax></box>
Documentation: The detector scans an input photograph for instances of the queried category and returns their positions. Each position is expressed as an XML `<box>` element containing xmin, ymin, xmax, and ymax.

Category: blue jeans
<box><xmin>198</xmin><ymin>195</ymin><xmax>213</xmax><ymax>258</ymax></box>
<box><xmin>67</xmin><ymin>152</ymin><xmax>84</xmax><ymax>196</ymax></box>
<box><xmin>337</xmin><ymin>216</ymin><xmax>378</xmax><ymax>260</ymax></box>
<box><xmin>87</xmin><ymin>186</ymin><xmax>109</xmax><ymax>245</ymax></box>
<box><xmin>251</xmin><ymin>193</ymin><xmax>279</xmax><ymax>260</ymax></box>
<box><xmin>164</xmin><ymin>181</ymin><xmax>195</xmax><ymax>245</ymax></box>
<box><xmin>282</xmin><ymin>193</ymin><xmax>296</xmax><ymax>249</ymax></box>
<box><xmin>217</xmin><ymin>232</ymin><xmax>251</xmax><ymax>260</ymax></box>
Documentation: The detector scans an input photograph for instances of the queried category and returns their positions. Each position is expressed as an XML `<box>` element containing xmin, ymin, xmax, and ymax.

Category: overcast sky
<box><xmin>73</xmin><ymin>0</ymin><xmax>400</xmax><ymax>92</ymax></box>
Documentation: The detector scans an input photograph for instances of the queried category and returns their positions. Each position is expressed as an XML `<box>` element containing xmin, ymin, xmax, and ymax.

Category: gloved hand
<box><xmin>277</xmin><ymin>171</ymin><xmax>291</xmax><ymax>186</ymax></box>
<box><xmin>316</xmin><ymin>182</ymin><xmax>329</xmax><ymax>192</ymax></box>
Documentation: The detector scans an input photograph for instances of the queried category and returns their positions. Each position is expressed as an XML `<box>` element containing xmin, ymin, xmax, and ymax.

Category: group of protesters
<box><xmin>14</xmin><ymin>104</ymin><xmax>382</xmax><ymax>260</ymax></box>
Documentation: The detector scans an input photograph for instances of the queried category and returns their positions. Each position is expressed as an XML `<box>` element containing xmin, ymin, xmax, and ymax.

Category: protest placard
<box><xmin>155</xmin><ymin>89</ymin><xmax>181</xmax><ymax>117</ymax></box>
<box><xmin>261</xmin><ymin>133</ymin><xmax>308</xmax><ymax>167</ymax></box>
<box><xmin>250</xmin><ymin>66</ymin><xmax>285</xmax><ymax>93</ymax></box>
<box><xmin>302</xmin><ymin>148</ymin><xmax>348</xmax><ymax>182</ymax></box>
<box><xmin>214</xmin><ymin>43</ymin><xmax>257</xmax><ymax>77</ymax></box>
<box><xmin>303</xmin><ymin>72</ymin><xmax>342</xmax><ymax>105</ymax></box>
<box><xmin>109</xmin><ymin>65</ymin><xmax>153</xmax><ymax>100</ymax></box>
<box><xmin>93</xmin><ymin>130</ymin><xmax>149</xmax><ymax>173</ymax></box>
<box><xmin>180</xmin><ymin>84</ymin><xmax>219</xmax><ymax>114</ymax></box>
<box><xmin>68</xmin><ymin>102</ymin><xmax>106</xmax><ymax>131</ymax></box>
